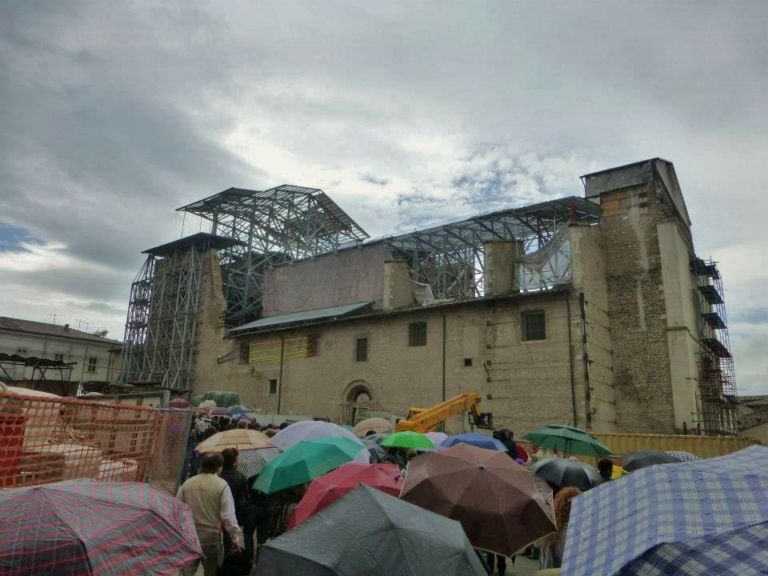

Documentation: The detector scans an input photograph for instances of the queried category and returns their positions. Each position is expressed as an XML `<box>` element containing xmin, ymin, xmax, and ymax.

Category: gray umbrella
<box><xmin>531</xmin><ymin>457</ymin><xmax>602</xmax><ymax>491</ymax></box>
<box><xmin>362</xmin><ymin>433</ymin><xmax>388</xmax><ymax>463</ymax></box>
<box><xmin>254</xmin><ymin>484</ymin><xmax>486</xmax><ymax>576</ymax></box>
<box><xmin>623</xmin><ymin>450</ymin><xmax>678</xmax><ymax>472</ymax></box>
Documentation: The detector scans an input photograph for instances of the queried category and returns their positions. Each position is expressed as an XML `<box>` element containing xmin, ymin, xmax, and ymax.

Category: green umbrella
<box><xmin>380</xmin><ymin>431</ymin><xmax>435</xmax><ymax>450</ymax></box>
<box><xmin>523</xmin><ymin>424</ymin><xmax>612</xmax><ymax>457</ymax></box>
<box><xmin>253</xmin><ymin>436</ymin><xmax>363</xmax><ymax>494</ymax></box>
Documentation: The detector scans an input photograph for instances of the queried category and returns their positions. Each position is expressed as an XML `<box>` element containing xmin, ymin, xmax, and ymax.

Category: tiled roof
<box><xmin>0</xmin><ymin>317</ymin><xmax>122</xmax><ymax>345</ymax></box>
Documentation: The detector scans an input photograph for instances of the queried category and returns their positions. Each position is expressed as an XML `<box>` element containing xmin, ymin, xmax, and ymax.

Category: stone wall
<box><xmin>598</xmin><ymin>178</ymin><xmax>685</xmax><ymax>433</ymax></box>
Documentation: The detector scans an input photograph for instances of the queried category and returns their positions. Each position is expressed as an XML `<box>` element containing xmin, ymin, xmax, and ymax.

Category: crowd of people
<box><xmin>178</xmin><ymin>418</ymin><xmax>618</xmax><ymax>576</ymax></box>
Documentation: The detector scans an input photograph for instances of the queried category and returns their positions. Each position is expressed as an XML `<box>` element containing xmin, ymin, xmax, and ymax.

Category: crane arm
<box><xmin>395</xmin><ymin>393</ymin><xmax>492</xmax><ymax>433</ymax></box>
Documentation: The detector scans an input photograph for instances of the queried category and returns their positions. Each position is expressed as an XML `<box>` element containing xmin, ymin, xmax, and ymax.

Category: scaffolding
<box><xmin>381</xmin><ymin>196</ymin><xmax>599</xmax><ymax>299</ymax></box>
<box><xmin>121</xmin><ymin>234</ymin><xmax>241</xmax><ymax>391</ymax></box>
<box><xmin>178</xmin><ymin>185</ymin><xmax>370</xmax><ymax>326</ymax></box>
<box><xmin>692</xmin><ymin>258</ymin><xmax>738</xmax><ymax>434</ymax></box>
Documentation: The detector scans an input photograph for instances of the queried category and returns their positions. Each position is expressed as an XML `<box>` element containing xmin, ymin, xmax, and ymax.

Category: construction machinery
<box><xmin>395</xmin><ymin>393</ymin><xmax>493</xmax><ymax>433</ymax></box>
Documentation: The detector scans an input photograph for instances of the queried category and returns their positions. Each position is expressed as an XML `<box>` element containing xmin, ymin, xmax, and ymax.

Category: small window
<box><xmin>54</xmin><ymin>353</ymin><xmax>64</xmax><ymax>362</ymax></box>
<box><xmin>522</xmin><ymin>310</ymin><xmax>546</xmax><ymax>341</ymax></box>
<box><xmin>239</xmin><ymin>343</ymin><xmax>249</xmax><ymax>364</ymax></box>
<box><xmin>464</xmin><ymin>358</ymin><xmax>473</xmax><ymax>367</ymax></box>
<box><xmin>269</xmin><ymin>379</ymin><xmax>278</xmax><ymax>394</ymax></box>
<box><xmin>87</xmin><ymin>356</ymin><xmax>98</xmax><ymax>373</ymax></box>
<box><xmin>408</xmin><ymin>321</ymin><xmax>427</xmax><ymax>347</ymax></box>
<box><xmin>16</xmin><ymin>348</ymin><xmax>27</xmax><ymax>355</ymax></box>
<box><xmin>355</xmin><ymin>337</ymin><xmax>368</xmax><ymax>362</ymax></box>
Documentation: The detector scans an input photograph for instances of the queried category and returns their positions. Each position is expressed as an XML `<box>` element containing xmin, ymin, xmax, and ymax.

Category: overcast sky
<box><xmin>1</xmin><ymin>2</ymin><xmax>766</xmax><ymax>394</ymax></box>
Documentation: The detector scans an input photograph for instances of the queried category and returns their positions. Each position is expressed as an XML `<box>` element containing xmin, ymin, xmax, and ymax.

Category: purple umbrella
<box><xmin>441</xmin><ymin>432</ymin><xmax>507</xmax><ymax>452</ymax></box>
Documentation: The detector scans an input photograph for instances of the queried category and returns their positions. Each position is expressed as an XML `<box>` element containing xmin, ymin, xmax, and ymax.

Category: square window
<box><xmin>522</xmin><ymin>310</ymin><xmax>546</xmax><ymax>341</ymax></box>
<box><xmin>355</xmin><ymin>337</ymin><xmax>368</xmax><ymax>362</ymax></box>
<box><xmin>269</xmin><ymin>379</ymin><xmax>278</xmax><ymax>394</ymax></box>
<box><xmin>464</xmin><ymin>358</ymin><xmax>473</xmax><ymax>367</ymax></box>
<box><xmin>54</xmin><ymin>353</ymin><xmax>64</xmax><ymax>362</ymax></box>
<box><xmin>408</xmin><ymin>321</ymin><xmax>427</xmax><ymax>347</ymax></box>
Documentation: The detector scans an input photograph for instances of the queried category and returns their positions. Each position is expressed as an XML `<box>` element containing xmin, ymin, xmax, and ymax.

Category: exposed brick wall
<box><xmin>601</xmin><ymin>182</ymin><xmax>682</xmax><ymax>433</ymax></box>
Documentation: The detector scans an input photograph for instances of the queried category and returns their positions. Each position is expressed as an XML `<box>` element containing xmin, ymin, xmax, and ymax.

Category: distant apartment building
<box><xmin>0</xmin><ymin>317</ymin><xmax>122</xmax><ymax>396</ymax></box>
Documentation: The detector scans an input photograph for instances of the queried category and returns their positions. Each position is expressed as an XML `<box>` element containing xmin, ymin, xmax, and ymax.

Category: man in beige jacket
<box><xmin>178</xmin><ymin>453</ymin><xmax>244</xmax><ymax>576</ymax></box>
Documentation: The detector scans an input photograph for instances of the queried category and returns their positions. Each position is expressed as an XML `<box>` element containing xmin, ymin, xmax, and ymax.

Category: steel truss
<box><xmin>121</xmin><ymin>234</ymin><xmax>238</xmax><ymax>391</ymax></box>
<box><xmin>178</xmin><ymin>185</ymin><xmax>370</xmax><ymax>326</ymax></box>
<box><xmin>382</xmin><ymin>196</ymin><xmax>600</xmax><ymax>299</ymax></box>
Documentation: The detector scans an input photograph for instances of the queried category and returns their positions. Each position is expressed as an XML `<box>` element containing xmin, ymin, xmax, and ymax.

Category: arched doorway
<box><xmin>342</xmin><ymin>381</ymin><xmax>374</xmax><ymax>426</ymax></box>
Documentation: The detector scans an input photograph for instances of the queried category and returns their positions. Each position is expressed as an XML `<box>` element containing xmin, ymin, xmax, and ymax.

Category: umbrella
<box><xmin>400</xmin><ymin>443</ymin><xmax>555</xmax><ymax>555</ymax></box>
<box><xmin>353</xmin><ymin>417</ymin><xmax>393</xmax><ymax>437</ymax></box>
<box><xmin>195</xmin><ymin>428</ymin><xmax>272</xmax><ymax>452</ymax></box>
<box><xmin>441</xmin><ymin>432</ymin><xmax>507</xmax><ymax>451</ymax></box>
<box><xmin>253</xmin><ymin>436</ymin><xmax>365</xmax><ymax>494</ymax></box>
<box><xmin>255</xmin><ymin>484</ymin><xmax>487</xmax><ymax>576</ymax></box>
<box><xmin>0</xmin><ymin>479</ymin><xmax>202</xmax><ymax>575</ymax></box>
<box><xmin>271</xmin><ymin>421</ymin><xmax>368</xmax><ymax>464</ymax></box>
<box><xmin>622</xmin><ymin>449</ymin><xmax>678</xmax><ymax>471</ymax></box>
<box><xmin>237</xmin><ymin>447</ymin><xmax>281</xmax><ymax>479</ymax></box>
<box><xmin>531</xmin><ymin>457</ymin><xmax>602</xmax><ymax>491</ymax></box>
<box><xmin>562</xmin><ymin>445</ymin><xmax>768</xmax><ymax>576</ymax></box>
<box><xmin>380</xmin><ymin>431</ymin><xmax>435</xmax><ymax>450</ymax></box>
<box><xmin>287</xmin><ymin>462</ymin><xmax>403</xmax><ymax>528</ymax></box>
<box><xmin>226</xmin><ymin>404</ymin><xmax>249</xmax><ymax>416</ymax></box>
<box><xmin>168</xmin><ymin>397</ymin><xmax>190</xmax><ymax>409</ymax></box>
<box><xmin>523</xmin><ymin>425</ymin><xmax>612</xmax><ymax>457</ymax></box>
<box><xmin>362</xmin><ymin>434</ymin><xmax>388</xmax><ymax>462</ymax></box>
<box><xmin>425</xmin><ymin>431</ymin><xmax>448</xmax><ymax>446</ymax></box>
<box><xmin>666</xmin><ymin>450</ymin><xmax>701</xmax><ymax>462</ymax></box>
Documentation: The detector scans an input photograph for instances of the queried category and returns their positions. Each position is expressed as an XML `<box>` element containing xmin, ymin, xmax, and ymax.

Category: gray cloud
<box><xmin>0</xmin><ymin>1</ymin><xmax>766</xmax><ymax>393</ymax></box>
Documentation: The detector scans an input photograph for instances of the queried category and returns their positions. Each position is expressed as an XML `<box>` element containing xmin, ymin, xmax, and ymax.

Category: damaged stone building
<box><xmin>121</xmin><ymin>159</ymin><xmax>738</xmax><ymax>435</ymax></box>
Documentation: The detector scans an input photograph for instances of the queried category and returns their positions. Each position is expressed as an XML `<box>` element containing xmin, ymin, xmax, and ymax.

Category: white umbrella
<box><xmin>272</xmin><ymin>421</ymin><xmax>369</xmax><ymax>463</ymax></box>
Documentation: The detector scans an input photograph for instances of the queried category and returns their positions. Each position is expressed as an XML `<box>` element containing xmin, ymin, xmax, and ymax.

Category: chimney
<box><xmin>383</xmin><ymin>260</ymin><xmax>415</xmax><ymax>311</ymax></box>
<box><xmin>484</xmin><ymin>239</ymin><xmax>524</xmax><ymax>297</ymax></box>
<box><xmin>64</xmin><ymin>323</ymin><xmax>70</xmax><ymax>331</ymax></box>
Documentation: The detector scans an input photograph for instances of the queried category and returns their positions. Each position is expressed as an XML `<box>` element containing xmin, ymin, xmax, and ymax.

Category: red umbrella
<box><xmin>169</xmin><ymin>398</ymin><xmax>191</xmax><ymax>409</ymax></box>
<box><xmin>400</xmin><ymin>443</ymin><xmax>555</xmax><ymax>556</ymax></box>
<box><xmin>287</xmin><ymin>463</ymin><xmax>402</xmax><ymax>528</ymax></box>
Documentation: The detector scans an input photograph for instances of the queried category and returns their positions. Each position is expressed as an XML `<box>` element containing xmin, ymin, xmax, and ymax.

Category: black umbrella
<box><xmin>623</xmin><ymin>450</ymin><xmax>678</xmax><ymax>472</ymax></box>
<box><xmin>255</xmin><ymin>484</ymin><xmax>486</xmax><ymax>576</ymax></box>
<box><xmin>531</xmin><ymin>457</ymin><xmax>602</xmax><ymax>491</ymax></box>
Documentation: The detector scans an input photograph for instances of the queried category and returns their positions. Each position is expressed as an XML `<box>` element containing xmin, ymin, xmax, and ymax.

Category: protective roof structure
<box><xmin>231</xmin><ymin>301</ymin><xmax>373</xmax><ymax>333</ymax></box>
<box><xmin>142</xmin><ymin>232</ymin><xmax>244</xmax><ymax>257</ymax></box>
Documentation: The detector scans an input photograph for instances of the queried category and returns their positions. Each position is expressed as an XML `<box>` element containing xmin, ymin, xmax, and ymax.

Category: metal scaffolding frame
<box><xmin>178</xmin><ymin>185</ymin><xmax>370</xmax><ymax>326</ymax></box>
<box><xmin>692</xmin><ymin>258</ymin><xmax>738</xmax><ymax>434</ymax></box>
<box><xmin>381</xmin><ymin>196</ymin><xmax>600</xmax><ymax>299</ymax></box>
<box><xmin>121</xmin><ymin>234</ymin><xmax>240</xmax><ymax>391</ymax></box>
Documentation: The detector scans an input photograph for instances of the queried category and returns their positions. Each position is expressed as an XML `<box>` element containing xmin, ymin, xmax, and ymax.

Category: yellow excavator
<box><xmin>394</xmin><ymin>393</ymin><xmax>493</xmax><ymax>433</ymax></box>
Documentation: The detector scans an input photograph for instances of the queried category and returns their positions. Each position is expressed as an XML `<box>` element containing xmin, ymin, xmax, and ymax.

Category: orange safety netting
<box><xmin>0</xmin><ymin>392</ymin><xmax>191</xmax><ymax>492</ymax></box>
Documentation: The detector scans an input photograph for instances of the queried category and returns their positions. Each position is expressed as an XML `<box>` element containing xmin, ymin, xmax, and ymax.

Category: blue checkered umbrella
<box><xmin>562</xmin><ymin>445</ymin><xmax>768</xmax><ymax>576</ymax></box>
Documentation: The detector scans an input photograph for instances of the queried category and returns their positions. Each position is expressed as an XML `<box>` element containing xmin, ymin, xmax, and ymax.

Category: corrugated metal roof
<box><xmin>230</xmin><ymin>301</ymin><xmax>373</xmax><ymax>333</ymax></box>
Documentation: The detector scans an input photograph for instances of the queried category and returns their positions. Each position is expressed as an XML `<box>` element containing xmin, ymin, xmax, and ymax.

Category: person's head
<box><xmin>237</xmin><ymin>419</ymin><xmax>249</xmax><ymax>429</ymax></box>
<box><xmin>279</xmin><ymin>422</ymin><xmax>289</xmax><ymax>430</ymax></box>
<box><xmin>249</xmin><ymin>421</ymin><xmax>262</xmax><ymax>431</ymax></box>
<box><xmin>200</xmin><ymin>453</ymin><xmax>224</xmax><ymax>474</ymax></box>
<box><xmin>221</xmin><ymin>448</ymin><xmax>238</xmax><ymax>469</ymax></box>
<box><xmin>598</xmin><ymin>458</ymin><xmax>613</xmax><ymax>481</ymax></box>
<box><xmin>265</xmin><ymin>428</ymin><xmax>277</xmax><ymax>438</ymax></box>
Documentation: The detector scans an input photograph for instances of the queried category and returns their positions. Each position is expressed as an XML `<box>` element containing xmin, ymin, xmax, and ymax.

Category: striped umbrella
<box><xmin>0</xmin><ymin>480</ymin><xmax>202</xmax><ymax>575</ymax></box>
<box><xmin>562</xmin><ymin>445</ymin><xmax>768</xmax><ymax>575</ymax></box>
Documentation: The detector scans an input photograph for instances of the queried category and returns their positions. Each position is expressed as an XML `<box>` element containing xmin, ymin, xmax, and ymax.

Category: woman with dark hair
<box><xmin>539</xmin><ymin>486</ymin><xmax>581</xmax><ymax>570</ymax></box>
<box><xmin>219</xmin><ymin>448</ymin><xmax>251</xmax><ymax>575</ymax></box>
